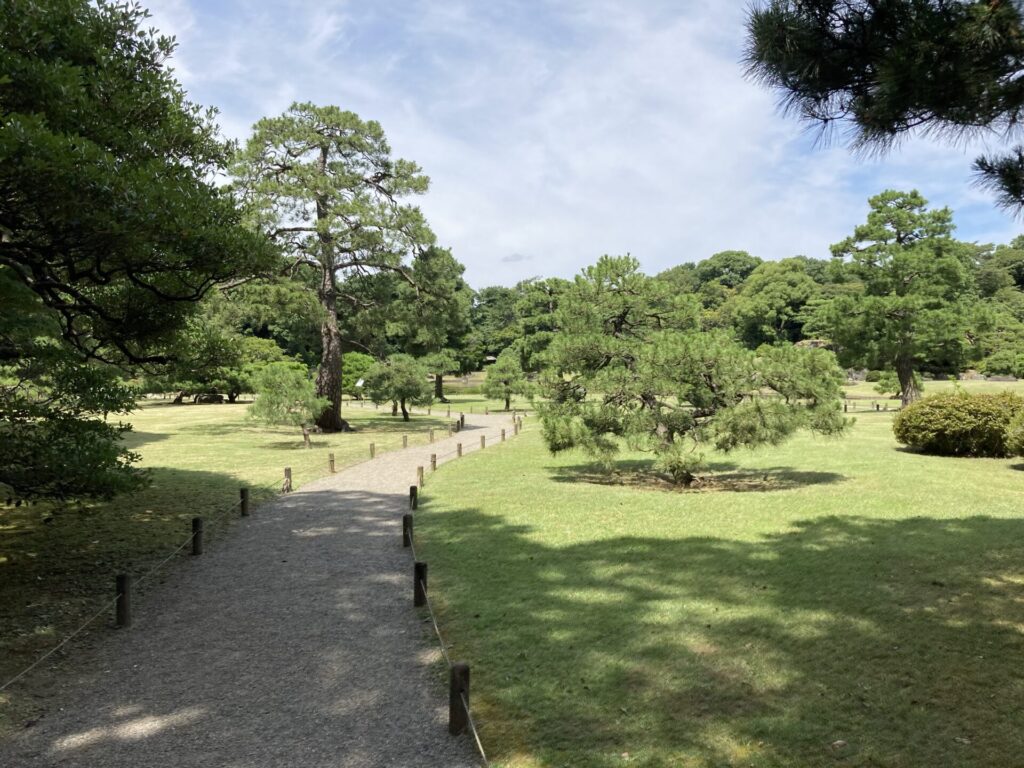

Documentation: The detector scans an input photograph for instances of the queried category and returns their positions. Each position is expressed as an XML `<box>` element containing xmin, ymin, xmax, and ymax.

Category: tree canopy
<box><xmin>745</xmin><ymin>0</ymin><xmax>1024</xmax><ymax>210</ymax></box>
<box><xmin>232</xmin><ymin>103</ymin><xmax>435</xmax><ymax>432</ymax></box>
<box><xmin>539</xmin><ymin>255</ymin><xmax>847</xmax><ymax>485</ymax></box>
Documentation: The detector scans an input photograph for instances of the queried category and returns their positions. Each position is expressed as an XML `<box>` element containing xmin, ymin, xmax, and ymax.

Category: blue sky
<box><xmin>149</xmin><ymin>0</ymin><xmax>1022</xmax><ymax>288</ymax></box>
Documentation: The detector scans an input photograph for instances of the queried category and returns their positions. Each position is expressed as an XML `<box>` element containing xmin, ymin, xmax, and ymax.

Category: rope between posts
<box><xmin>410</xmin><ymin>525</ymin><xmax>488</xmax><ymax>765</ymax></box>
<box><xmin>461</xmin><ymin>691</ymin><xmax>490</xmax><ymax>766</ymax></box>
<box><xmin>0</xmin><ymin>595</ymin><xmax>120</xmax><ymax>693</ymax></box>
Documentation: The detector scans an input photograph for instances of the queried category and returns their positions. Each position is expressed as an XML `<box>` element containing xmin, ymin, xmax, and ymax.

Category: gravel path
<box><xmin>0</xmin><ymin>412</ymin><xmax>519</xmax><ymax>767</ymax></box>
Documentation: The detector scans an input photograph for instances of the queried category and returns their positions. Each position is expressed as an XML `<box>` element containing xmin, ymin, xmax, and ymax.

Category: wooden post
<box><xmin>369</xmin><ymin>443</ymin><xmax>376</xmax><ymax>459</ymax></box>
<box><xmin>417</xmin><ymin>466</ymin><xmax>424</xmax><ymax>487</ymax></box>
<box><xmin>240</xmin><ymin>487</ymin><xmax>250</xmax><ymax>516</ymax></box>
<box><xmin>501</xmin><ymin>429</ymin><xmax>506</xmax><ymax>442</ymax></box>
<box><xmin>844</xmin><ymin>402</ymin><xmax>848</xmax><ymax>413</ymax></box>
<box><xmin>402</xmin><ymin>514</ymin><xmax>413</xmax><ymax>548</ymax></box>
<box><xmin>449</xmin><ymin>662</ymin><xmax>470</xmax><ymax>734</ymax></box>
<box><xmin>429</xmin><ymin>428</ymin><xmax>435</xmax><ymax>443</ymax></box>
<box><xmin>414</xmin><ymin>561</ymin><xmax>428</xmax><ymax>607</ymax></box>
<box><xmin>329</xmin><ymin>453</ymin><xmax>336</xmax><ymax>473</ymax></box>
<box><xmin>485</xmin><ymin>406</ymin><xmax>489</xmax><ymax>415</ymax></box>
<box><xmin>430</xmin><ymin>454</ymin><xmax>437</xmax><ymax>471</ymax></box>
<box><xmin>115</xmin><ymin>574</ymin><xmax>131</xmax><ymax>628</ymax></box>
<box><xmin>456</xmin><ymin>443</ymin><xmax>462</xmax><ymax>458</ymax></box>
<box><xmin>446</xmin><ymin>407</ymin><xmax>451</xmax><ymax>418</ymax></box>
<box><xmin>409</xmin><ymin>485</ymin><xmax>418</xmax><ymax>510</ymax></box>
<box><xmin>480</xmin><ymin>435</ymin><xmax>486</xmax><ymax>450</ymax></box>
<box><xmin>875</xmin><ymin>402</ymin><xmax>880</xmax><ymax>411</ymax></box>
<box><xmin>447</xmin><ymin>424</ymin><xmax>453</xmax><ymax>437</ymax></box>
<box><xmin>283</xmin><ymin>467</ymin><xmax>292</xmax><ymax>493</ymax></box>
<box><xmin>460</xmin><ymin>414</ymin><xmax>466</xmax><ymax>428</ymax></box>
<box><xmin>403</xmin><ymin>434</ymin><xmax>408</xmax><ymax>449</ymax></box>
<box><xmin>192</xmin><ymin>517</ymin><xmax>203</xmax><ymax>556</ymax></box>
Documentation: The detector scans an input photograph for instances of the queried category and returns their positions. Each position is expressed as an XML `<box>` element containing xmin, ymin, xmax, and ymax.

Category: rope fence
<box><xmin>2</xmin><ymin>407</ymin><xmax>526</xmax><ymax>764</ymax></box>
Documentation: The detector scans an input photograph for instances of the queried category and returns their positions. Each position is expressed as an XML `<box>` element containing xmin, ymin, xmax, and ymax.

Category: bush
<box><xmin>1007</xmin><ymin>412</ymin><xmax>1024</xmax><ymax>457</ymax></box>
<box><xmin>893</xmin><ymin>391</ymin><xmax>1024</xmax><ymax>457</ymax></box>
<box><xmin>865</xmin><ymin>370</ymin><xmax>883</xmax><ymax>382</ymax></box>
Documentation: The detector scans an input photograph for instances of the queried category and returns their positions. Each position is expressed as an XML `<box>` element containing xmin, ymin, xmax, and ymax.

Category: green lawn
<box><xmin>0</xmin><ymin>395</ymin><xmax>476</xmax><ymax>736</ymax></box>
<box><xmin>842</xmin><ymin>378</ymin><xmax>1024</xmax><ymax>400</ymax></box>
<box><xmin>417</xmin><ymin>410</ymin><xmax>1024</xmax><ymax>767</ymax></box>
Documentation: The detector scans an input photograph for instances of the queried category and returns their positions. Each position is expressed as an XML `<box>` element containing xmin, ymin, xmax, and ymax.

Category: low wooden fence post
<box><xmin>430</xmin><ymin>454</ymin><xmax>437</xmax><ymax>471</ymax></box>
<box><xmin>457</xmin><ymin>443</ymin><xmax>463</xmax><ymax>458</ymax></box>
<box><xmin>429</xmin><ymin>429</ymin><xmax>434</xmax><ymax>444</ymax></box>
<box><xmin>283</xmin><ymin>467</ymin><xmax>292</xmax><ymax>493</ymax></box>
<box><xmin>417</xmin><ymin>466</ymin><xmax>424</xmax><ymax>487</ymax></box>
<box><xmin>501</xmin><ymin>429</ymin><xmax>506</xmax><ymax>442</ymax></box>
<box><xmin>409</xmin><ymin>485</ymin><xmax>418</xmax><ymax>510</ymax></box>
<box><xmin>480</xmin><ymin>435</ymin><xmax>486</xmax><ymax>450</ymax></box>
<box><xmin>403</xmin><ymin>434</ymin><xmax>408</xmax><ymax>449</ymax></box>
<box><xmin>414</xmin><ymin>562</ymin><xmax>428</xmax><ymax>606</ymax></box>
<box><xmin>192</xmin><ymin>517</ymin><xmax>203</xmax><ymax>556</ymax></box>
<box><xmin>240</xmin><ymin>487</ymin><xmax>250</xmax><ymax>516</ymax></box>
<box><xmin>449</xmin><ymin>662</ymin><xmax>470</xmax><ymax>734</ymax></box>
<box><xmin>115</xmin><ymin>574</ymin><xmax>131</xmax><ymax>628</ymax></box>
<box><xmin>329</xmin><ymin>453</ymin><xmax>336</xmax><ymax>473</ymax></box>
<box><xmin>369</xmin><ymin>443</ymin><xmax>376</xmax><ymax>459</ymax></box>
<box><xmin>402</xmin><ymin>514</ymin><xmax>413</xmax><ymax>548</ymax></box>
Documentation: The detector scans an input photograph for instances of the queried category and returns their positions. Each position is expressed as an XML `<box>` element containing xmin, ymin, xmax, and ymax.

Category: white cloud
<box><xmin>147</xmin><ymin>0</ymin><xmax>1021</xmax><ymax>286</ymax></box>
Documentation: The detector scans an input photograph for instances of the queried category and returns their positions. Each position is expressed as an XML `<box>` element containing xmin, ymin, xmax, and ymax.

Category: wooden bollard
<box><xmin>115</xmin><ymin>574</ymin><xmax>131</xmax><ymax>628</ymax></box>
<box><xmin>414</xmin><ymin>562</ymin><xmax>428</xmax><ymax>607</ymax></box>
<box><xmin>446</xmin><ymin>407</ymin><xmax>451</xmax><ymax>418</ymax></box>
<box><xmin>369</xmin><ymin>443</ymin><xmax>376</xmax><ymax>459</ymax></box>
<box><xmin>410</xmin><ymin>485</ymin><xmax>418</xmax><ymax>510</ymax></box>
<box><xmin>283</xmin><ymin>467</ymin><xmax>292</xmax><ymax>493</ymax></box>
<box><xmin>192</xmin><ymin>517</ymin><xmax>204</xmax><ymax>556</ymax></box>
<box><xmin>430</xmin><ymin>454</ymin><xmax>437</xmax><ymax>471</ymax></box>
<box><xmin>485</xmin><ymin>406</ymin><xmax>489</xmax><ymax>415</ymax></box>
<box><xmin>501</xmin><ymin>429</ymin><xmax>506</xmax><ymax>442</ymax></box>
<box><xmin>460</xmin><ymin>414</ymin><xmax>466</xmax><ymax>428</ymax></box>
<box><xmin>417</xmin><ymin>466</ymin><xmax>424</xmax><ymax>487</ymax></box>
<box><xmin>844</xmin><ymin>402</ymin><xmax>848</xmax><ymax>413</ymax></box>
<box><xmin>429</xmin><ymin>429</ymin><xmax>434</xmax><ymax>443</ymax></box>
<box><xmin>240</xmin><ymin>487</ymin><xmax>250</xmax><ymax>516</ymax></box>
<box><xmin>329</xmin><ymin>452</ymin><xmax>336</xmax><ymax>473</ymax></box>
<box><xmin>402</xmin><ymin>514</ymin><xmax>413</xmax><ymax>548</ymax></box>
<box><xmin>403</xmin><ymin>434</ymin><xmax>408</xmax><ymax>449</ymax></box>
<box><xmin>875</xmin><ymin>403</ymin><xmax>880</xmax><ymax>411</ymax></box>
<box><xmin>447</xmin><ymin>424</ymin><xmax>453</xmax><ymax>437</ymax></box>
<box><xmin>449</xmin><ymin>662</ymin><xmax>471</xmax><ymax>734</ymax></box>
<box><xmin>457</xmin><ymin>443</ymin><xmax>463</xmax><ymax>458</ymax></box>
<box><xmin>480</xmin><ymin>435</ymin><xmax>486</xmax><ymax>450</ymax></box>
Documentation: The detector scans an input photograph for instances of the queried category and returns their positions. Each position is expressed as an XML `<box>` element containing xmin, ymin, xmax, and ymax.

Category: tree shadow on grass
<box><xmin>421</xmin><ymin>507</ymin><xmax>1024</xmax><ymax>767</ymax></box>
<box><xmin>549</xmin><ymin>458</ymin><xmax>846</xmax><ymax>493</ymax></box>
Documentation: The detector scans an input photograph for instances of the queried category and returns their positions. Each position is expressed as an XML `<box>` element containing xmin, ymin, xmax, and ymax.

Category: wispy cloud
<box><xmin>147</xmin><ymin>0</ymin><xmax>1021</xmax><ymax>286</ymax></box>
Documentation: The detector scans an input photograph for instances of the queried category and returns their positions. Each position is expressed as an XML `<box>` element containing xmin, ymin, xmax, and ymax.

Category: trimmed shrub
<box><xmin>865</xmin><ymin>370</ymin><xmax>883</xmax><ymax>382</ymax></box>
<box><xmin>1007</xmin><ymin>412</ymin><xmax>1024</xmax><ymax>457</ymax></box>
<box><xmin>893</xmin><ymin>391</ymin><xmax>1024</xmax><ymax>457</ymax></box>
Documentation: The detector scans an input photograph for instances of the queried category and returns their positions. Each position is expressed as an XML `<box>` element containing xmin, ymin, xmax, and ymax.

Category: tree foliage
<box><xmin>483</xmin><ymin>348</ymin><xmax>533</xmax><ymax>411</ymax></box>
<box><xmin>806</xmin><ymin>190</ymin><xmax>973</xmax><ymax>405</ymax></box>
<box><xmin>745</xmin><ymin>0</ymin><xmax>1024</xmax><ymax>211</ymax></box>
<box><xmin>233</xmin><ymin>103</ymin><xmax>435</xmax><ymax>431</ymax></box>
<box><xmin>363</xmin><ymin>354</ymin><xmax>432</xmax><ymax>421</ymax></box>
<box><xmin>539</xmin><ymin>256</ymin><xmax>847</xmax><ymax>485</ymax></box>
<box><xmin>248</xmin><ymin>362</ymin><xmax>327</xmax><ymax>448</ymax></box>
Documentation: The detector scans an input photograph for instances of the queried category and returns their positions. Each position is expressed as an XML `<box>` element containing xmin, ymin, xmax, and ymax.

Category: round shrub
<box><xmin>865</xmin><ymin>370</ymin><xmax>883</xmax><ymax>382</ymax></box>
<box><xmin>892</xmin><ymin>391</ymin><xmax>1024</xmax><ymax>457</ymax></box>
<box><xmin>1006</xmin><ymin>412</ymin><xmax>1024</xmax><ymax>457</ymax></box>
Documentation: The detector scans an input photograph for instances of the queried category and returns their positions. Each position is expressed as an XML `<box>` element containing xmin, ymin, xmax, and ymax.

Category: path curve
<box><xmin>0</xmin><ymin>412</ymin><xmax>520</xmax><ymax>767</ymax></box>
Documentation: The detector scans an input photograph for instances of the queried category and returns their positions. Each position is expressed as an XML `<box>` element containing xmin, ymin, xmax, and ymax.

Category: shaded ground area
<box><xmin>418</xmin><ymin>422</ymin><xmax>1024</xmax><ymax>767</ymax></box>
<box><xmin>0</xmin><ymin>413</ymin><xmax>515</xmax><ymax>767</ymax></box>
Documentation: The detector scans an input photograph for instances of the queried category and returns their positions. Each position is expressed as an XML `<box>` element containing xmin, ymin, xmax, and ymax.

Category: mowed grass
<box><xmin>0</xmin><ymin>395</ymin><xmax>467</xmax><ymax>736</ymax></box>
<box><xmin>842</xmin><ymin>378</ymin><xmax>1024</xmax><ymax>400</ymax></box>
<box><xmin>417</xmin><ymin>410</ymin><xmax>1024</xmax><ymax>767</ymax></box>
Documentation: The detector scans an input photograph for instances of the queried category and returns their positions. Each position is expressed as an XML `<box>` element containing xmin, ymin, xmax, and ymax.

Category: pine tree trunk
<box><xmin>896</xmin><ymin>356</ymin><xmax>920</xmax><ymax>408</ymax></box>
<box><xmin>313</xmin><ymin>167</ymin><xmax>350</xmax><ymax>434</ymax></box>
<box><xmin>434</xmin><ymin>373</ymin><xmax>448</xmax><ymax>402</ymax></box>
<box><xmin>401</xmin><ymin>397</ymin><xmax>409</xmax><ymax>421</ymax></box>
<box><xmin>392</xmin><ymin>400</ymin><xmax>398</xmax><ymax>416</ymax></box>
<box><xmin>505</xmin><ymin>394</ymin><xmax>510</xmax><ymax>411</ymax></box>
<box><xmin>302</xmin><ymin>424</ymin><xmax>312</xmax><ymax>448</ymax></box>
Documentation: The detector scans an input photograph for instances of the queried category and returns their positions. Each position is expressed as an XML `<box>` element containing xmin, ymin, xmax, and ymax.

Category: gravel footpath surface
<box><xmin>0</xmin><ymin>412</ymin><xmax>518</xmax><ymax>767</ymax></box>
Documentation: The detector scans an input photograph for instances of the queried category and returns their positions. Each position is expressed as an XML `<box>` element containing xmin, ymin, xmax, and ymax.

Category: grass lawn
<box><xmin>417</xmin><ymin>409</ymin><xmax>1024</xmax><ymax>767</ymax></box>
<box><xmin>0</xmin><ymin>394</ymin><xmax>480</xmax><ymax>736</ymax></box>
<box><xmin>841</xmin><ymin>378</ymin><xmax>1024</xmax><ymax>401</ymax></box>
